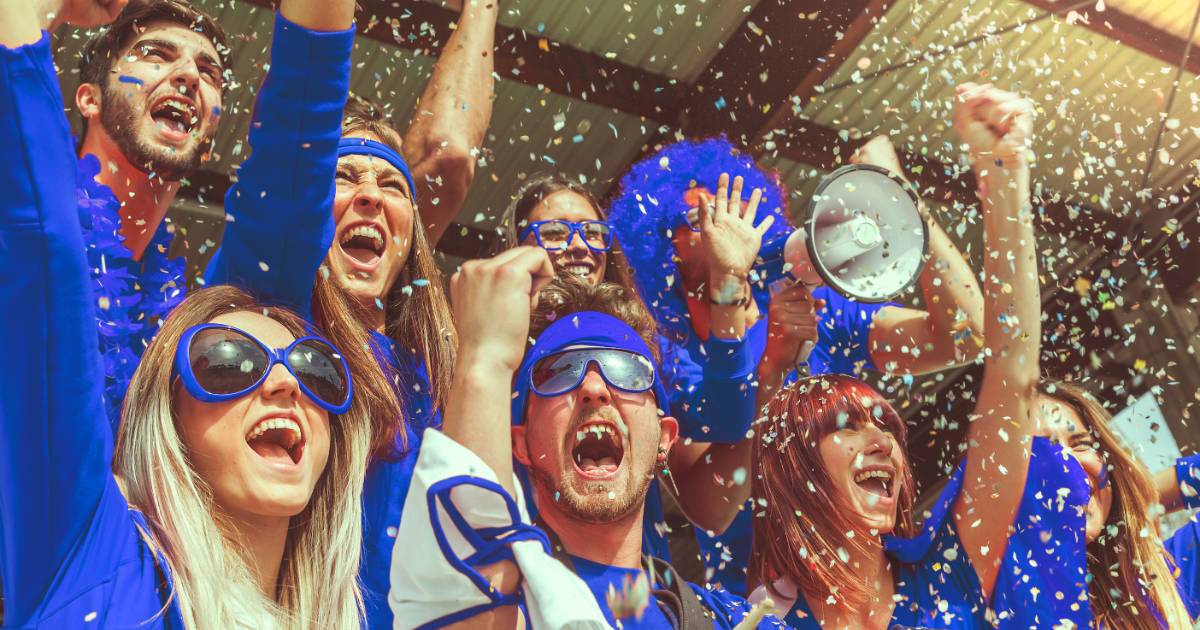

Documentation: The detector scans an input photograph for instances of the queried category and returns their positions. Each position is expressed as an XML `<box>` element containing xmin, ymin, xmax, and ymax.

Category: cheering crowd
<box><xmin>3</xmin><ymin>0</ymin><xmax>1200</xmax><ymax>627</ymax></box>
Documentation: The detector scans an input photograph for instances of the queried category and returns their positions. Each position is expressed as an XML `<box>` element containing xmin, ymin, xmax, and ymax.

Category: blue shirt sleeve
<box><xmin>0</xmin><ymin>33</ymin><xmax>112</xmax><ymax>621</ymax></box>
<box><xmin>203</xmin><ymin>13</ymin><xmax>355</xmax><ymax>321</ymax></box>
<box><xmin>660</xmin><ymin>322</ymin><xmax>762</xmax><ymax>443</ymax></box>
<box><xmin>808</xmin><ymin>286</ymin><xmax>892</xmax><ymax>376</ymax></box>
<box><xmin>1164</xmin><ymin>517</ymin><xmax>1200</xmax><ymax>619</ymax></box>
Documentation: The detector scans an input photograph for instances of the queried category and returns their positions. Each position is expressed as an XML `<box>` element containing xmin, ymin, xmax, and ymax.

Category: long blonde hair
<box><xmin>1042</xmin><ymin>380</ymin><xmax>1193</xmax><ymax>628</ymax></box>
<box><xmin>114</xmin><ymin>285</ymin><xmax>399</xmax><ymax>628</ymax></box>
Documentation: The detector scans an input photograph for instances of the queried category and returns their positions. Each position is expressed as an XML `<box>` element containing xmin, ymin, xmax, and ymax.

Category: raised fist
<box><xmin>44</xmin><ymin>0</ymin><xmax>127</xmax><ymax>29</ymax></box>
<box><xmin>952</xmin><ymin>82</ymin><xmax>1034</xmax><ymax>165</ymax></box>
<box><xmin>449</xmin><ymin>246</ymin><xmax>555</xmax><ymax>374</ymax></box>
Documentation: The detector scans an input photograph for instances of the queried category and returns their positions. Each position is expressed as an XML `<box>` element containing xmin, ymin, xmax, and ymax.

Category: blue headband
<box><xmin>337</xmin><ymin>138</ymin><xmax>417</xmax><ymax>204</ymax></box>
<box><xmin>511</xmin><ymin>311</ymin><xmax>669</xmax><ymax>427</ymax></box>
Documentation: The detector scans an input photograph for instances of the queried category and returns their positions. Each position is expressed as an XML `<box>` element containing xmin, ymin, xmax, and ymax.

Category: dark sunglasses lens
<box><xmin>595</xmin><ymin>350</ymin><xmax>654</xmax><ymax>391</ymax></box>
<box><xmin>190</xmin><ymin>328</ymin><xmax>268</xmax><ymax>395</ymax></box>
<box><xmin>289</xmin><ymin>339</ymin><xmax>350</xmax><ymax>407</ymax></box>
<box><xmin>532</xmin><ymin>351</ymin><xmax>587</xmax><ymax>394</ymax></box>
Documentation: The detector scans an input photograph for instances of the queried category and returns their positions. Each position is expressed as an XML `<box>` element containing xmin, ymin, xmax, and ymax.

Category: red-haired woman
<box><xmin>748</xmin><ymin>84</ymin><xmax>1093</xmax><ymax>628</ymax></box>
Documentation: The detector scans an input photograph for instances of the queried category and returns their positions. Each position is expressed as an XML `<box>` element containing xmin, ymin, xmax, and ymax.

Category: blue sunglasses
<box><xmin>519</xmin><ymin>219</ymin><xmax>614</xmax><ymax>252</ymax></box>
<box><xmin>174</xmin><ymin>323</ymin><xmax>353</xmax><ymax>414</ymax></box>
<box><xmin>530</xmin><ymin>348</ymin><xmax>655</xmax><ymax>397</ymax></box>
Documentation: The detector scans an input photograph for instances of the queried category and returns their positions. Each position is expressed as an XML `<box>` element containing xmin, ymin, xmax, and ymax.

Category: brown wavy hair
<box><xmin>749</xmin><ymin>374</ymin><xmax>916</xmax><ymax>607</ymax></box>
<box><xmin>1039</xmin><ymin>380</ymin><xmax>1192</xmax><ymax>628</ymax></box>
<box><xmin>311</xmin><ymin>97</ymin><xmax>457</xmax><ymax>459</ymax></box>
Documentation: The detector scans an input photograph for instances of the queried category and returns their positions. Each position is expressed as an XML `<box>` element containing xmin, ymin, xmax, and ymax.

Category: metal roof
<box><xmin>796</xmin><ymin>0</ymin><xmax>1198</xmax><ymax>217</ymax></box>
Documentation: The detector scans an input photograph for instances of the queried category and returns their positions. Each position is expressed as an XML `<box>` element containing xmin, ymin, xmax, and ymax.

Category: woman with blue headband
<box><xmin>203</xmin><ymin>2</ymin><xmax>497</xmax><ymax>626</ymax></box>
<box><xmin>0</xmin><ymin>1</ymin><xmax>399</xmax><ymax>625</ymax></box>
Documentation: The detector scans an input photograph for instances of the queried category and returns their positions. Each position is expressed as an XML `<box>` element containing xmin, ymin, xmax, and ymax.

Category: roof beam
<box><xmin>238</xmin><ymin>0</ymin><xmax>685</xmax><ymax>123</ymax></box>
<box><xmin>1020</xmin><ymin>0</ymin><xmax>1200</xmax><ymax>76</ymax></box>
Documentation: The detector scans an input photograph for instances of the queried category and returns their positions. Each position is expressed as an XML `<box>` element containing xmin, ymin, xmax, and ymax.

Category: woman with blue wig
<box><xmin>607</xmin><ymin>135</ymin><xmax>985</xmax><ymax>593</ymax></box>
<box><xmin>202</xmin><ymin>0</ymin><xmax>498</xmax><ymax>625</ymax></box>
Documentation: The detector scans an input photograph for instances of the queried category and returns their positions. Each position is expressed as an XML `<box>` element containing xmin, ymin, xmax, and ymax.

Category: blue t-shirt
<box><xmin>1161</xmin><ymin>519</ymin><xmax>1200</xmax><ymax>622</ymax></box>
<box><xmin>697</xmin><ymin>286</ymin><xmax>891</xmax><ymax>594</ymax></box>
<box><xmin>570</xmin><ymin>555</ymin><xmax>784</xmax><ymax>629</ymax></box>
<box><xmin>360</xmin><ymin>332</ymin><xmax>442</xmax><ymax>628</ymax></box>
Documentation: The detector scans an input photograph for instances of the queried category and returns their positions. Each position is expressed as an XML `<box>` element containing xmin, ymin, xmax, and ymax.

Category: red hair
<box><xmin>749</xmin><ymin>374</ymin><xmax>916</xmax><ymax>606</ymax></box>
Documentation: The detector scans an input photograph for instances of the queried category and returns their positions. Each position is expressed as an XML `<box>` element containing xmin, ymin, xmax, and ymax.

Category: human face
<box><xmin>174</xmin><ymin>311</ymin><xmax>331</xmax><ymax>523</ymax></box>
<box><xmin>1038</xmin><ymin>396</ymin><xmax>1113</xmax><ymax>543</ymax></box>
<box><xmin>513</xmin><ymin>357</ymin><xmax>677</xmax><ymax>524</ymax></box>
<box><xmin>92</xmin><ymin>21</ymin><xmax>224</xmax><ymax>181</ymax></box>
<box><xmin>818</xmin><ymin>419</ymin><xmax>905</xmax><ymax>534</ymax></box>
<box><xmin>331</xmin><ymin>132</ymin><xmax>415</xmax><ymax>308</ymax></box>
<box><xmin>523</xmin><ymin>190</ymin><xmax>608</xmax><ymax>286</ymax></box>
<box><xmin>670</xmin><ymin>186</ymin><xmax>715</xmax><ymax>293</ymax></box>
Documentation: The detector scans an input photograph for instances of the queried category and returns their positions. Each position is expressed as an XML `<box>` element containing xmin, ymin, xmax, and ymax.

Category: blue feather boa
<box><xmin>76</xmin><ymin>154</ymin><xmax>186</xmax><ymax>429</ymax></box>
<box><xmin>607</xmin><ymin>136</ymin><xmax>792</xmax><ymax>341</ymax></box>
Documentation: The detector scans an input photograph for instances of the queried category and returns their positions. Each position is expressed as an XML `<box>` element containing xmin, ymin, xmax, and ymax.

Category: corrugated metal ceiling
<box><xmin>795</xmin><ymin>0</ymin><xmax>1198</xmax><ymax>216</ymax></box>
<box><xmin>496</xmin><ymin>0</ymin><xmax>761</xmax><ymax>83</ymax></box>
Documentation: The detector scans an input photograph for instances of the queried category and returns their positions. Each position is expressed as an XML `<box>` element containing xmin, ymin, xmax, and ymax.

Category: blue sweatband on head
<box><xmin>337</xmin><ymin>137</ymin><xmax>417</xmax><ymax>204</ymax></box>
<box><xmin>511</xmin><ymin>311</ymin><xmax>669</xmax><ymax>427</ymax></box>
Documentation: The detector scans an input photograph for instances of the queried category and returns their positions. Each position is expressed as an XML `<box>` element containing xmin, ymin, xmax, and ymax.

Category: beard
<box><xmin>99</xmin><ymin>83</ymin><xmax>213</xmax><ymax>182</ymax></box>
<box><xmin>526</xmin><ymin>409</ymin><xmax>660</xmax><ymax>525</ymax></box>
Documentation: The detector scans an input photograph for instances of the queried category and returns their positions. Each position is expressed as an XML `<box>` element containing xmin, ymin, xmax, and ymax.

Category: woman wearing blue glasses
<box><xmin>0</xmin><ymin>1</ymin><xmax>398</xmax><ymax>627</ymax></box>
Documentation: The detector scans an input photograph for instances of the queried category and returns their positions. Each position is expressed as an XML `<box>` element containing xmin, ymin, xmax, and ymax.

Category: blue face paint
<box><xmin>211</xmin><ymin>106</ymin><xmax>222</xmax><ymax>118</ymax></box>
<box><xmin>1097</xmin><ymin>463</ymin><xmax>1110</xmax><ymax>490</ymax></box>
<box><xmin>117</xmin><ymin>75</ymin><xmax>144</xmax><ymax>86</ymax></box>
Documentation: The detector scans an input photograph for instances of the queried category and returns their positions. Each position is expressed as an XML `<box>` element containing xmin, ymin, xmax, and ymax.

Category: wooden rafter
<box><xmin>1020</xmin><ymin>0</ymin><xmax>1200</xmax><ymax>76</ymax></box>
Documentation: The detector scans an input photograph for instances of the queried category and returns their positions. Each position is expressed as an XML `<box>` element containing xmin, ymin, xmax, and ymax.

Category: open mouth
<box><xmin>245</xmin><ymin>416</ymin><xmax>305</xmax><ymax>466</ymax></box>
<box><xmin>853</xmin><ymin>468</ymin><xmax>894</xmax><ymax>499</ymax></box>
<box><xmin>570</xmin><ymin>421</ymin><xmax>625</xmax><ymax>478</ymax></box>
<box><xmin>150</xmin><ymin>96</ymin><xmax>198</xmax><ymax>139</ymax></box>
<box><xmin>559</xmin><ymin>259</ymin><xmax>595</xmax><ymax>280</ymax></box>
<box><xmin>338</xmin><ymin>222</ymin><xmax>387</xmax><ymax>268</ymax></box>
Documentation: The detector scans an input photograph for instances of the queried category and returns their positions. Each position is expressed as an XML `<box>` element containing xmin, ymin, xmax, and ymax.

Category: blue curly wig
<box><xmin>607</xmin><ymin>136</ymin><xmax>792</xmax><ymax>341</ymax></box>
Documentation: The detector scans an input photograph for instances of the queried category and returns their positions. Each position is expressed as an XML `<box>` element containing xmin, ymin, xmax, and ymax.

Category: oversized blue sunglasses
<box><xmin>530</xmin><ymin>348</ymin><xmax>655</xmax><ymax>397</ymax></box>
<box><xmin>519</xmin><ymin>219</ymin><xmax>614</xmax><ymax>252</ymax></box>
<box><xmin>175</xmin><ymin>323</ymin><xmax>353</xmax><ymax>414</ymax></box>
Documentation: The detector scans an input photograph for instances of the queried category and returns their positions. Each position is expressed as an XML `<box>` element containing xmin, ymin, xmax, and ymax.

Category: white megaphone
<box><xmin>760</xmin><ymin>164</ymin><xmax>928</xmax><ymax>374</ymax></box>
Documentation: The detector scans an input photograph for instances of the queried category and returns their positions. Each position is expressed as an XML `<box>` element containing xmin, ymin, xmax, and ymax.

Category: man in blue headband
<box><xmin>391</xmin><ymin>245</ymin><xmax>782</xmax><ymax>628</ymax></box>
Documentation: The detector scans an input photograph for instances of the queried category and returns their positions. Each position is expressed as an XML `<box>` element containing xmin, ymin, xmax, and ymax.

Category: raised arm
<box><xmin>404</xmin><ymin>0</ymin><xmax>497</xmax><ymax>245</ymax></box>
<box><xmin>855</xmin><ymin>135</ymin><xmax>986</xmax><ymax>376</ymax></box>
<box><xmin>203</xmin><ymin>0</ymin><xmax>355</xmax><ymax>319</ymax></box>
<box><xmin>668</xmin><ymin>284</ymin><xmax>823</xmax><ymax>532</ymax></box>
<box><xmin>948</xmin><ymin>83</ymin><xmax>1038</xmax><ymax>598</ymax></box>
<box><xmin>0</xmin><ymin>5</ymin><xmax>117</xmax><ymax>620</ymax></box>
